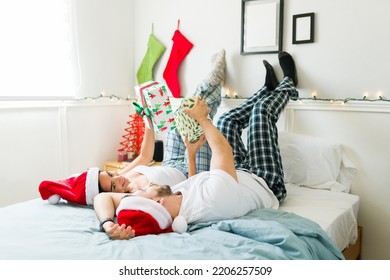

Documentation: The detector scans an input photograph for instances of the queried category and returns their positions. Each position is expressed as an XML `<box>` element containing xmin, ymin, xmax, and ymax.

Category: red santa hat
<box><xmin>38</xmin><ymin>167</ymin><xmax>100</xmax><ymax>206</ymax></box>
<box><xmin>116</xmin><ymin>196</ymin><xmax>188</xmax><ymax>237</ymax></box>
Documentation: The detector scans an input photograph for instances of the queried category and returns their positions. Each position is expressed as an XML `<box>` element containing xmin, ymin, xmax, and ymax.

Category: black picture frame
<box><xmin>292</xmin><ymin>13</ymin><xmax>315</xmax><ymax>44</ymax></box>
<box><xmin>240</xmin><ymin>0</ymin><xmax>284</xmax><ymax>55</ymax></box>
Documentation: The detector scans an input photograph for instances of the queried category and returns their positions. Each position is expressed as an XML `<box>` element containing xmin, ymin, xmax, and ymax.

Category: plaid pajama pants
<box><xmin>162</xmin><ymin>80</ymin><xmax>221</xmax><ymax>177</ymax></box>
<box><xmin>216</xmin><ymin>77</ymin><xmax>298</xmax><ymax>202</ymax></box>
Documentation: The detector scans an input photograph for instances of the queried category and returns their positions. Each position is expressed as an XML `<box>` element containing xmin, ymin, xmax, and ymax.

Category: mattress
<box><xmin>279</xmin><ymin>183</ymin><xmax>360</xmax><ymax>251</ymax></box>
<box><xmin>0</xmin><ymin>198</ymin><xmax>344</xmax><ymax>260</ymax></box>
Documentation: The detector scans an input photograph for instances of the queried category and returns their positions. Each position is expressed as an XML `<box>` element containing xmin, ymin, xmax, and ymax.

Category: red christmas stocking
<box><xmin>163</xmin><ymin>30</ymin><xmax>193</xmax><ymax>98</ymax></box>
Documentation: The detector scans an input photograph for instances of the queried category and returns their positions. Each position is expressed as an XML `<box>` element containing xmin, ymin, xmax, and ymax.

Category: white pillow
<box><xmin>278</xmin><ymin>132</ymin><xmax>356</xmax><ymax>192</ymax></box>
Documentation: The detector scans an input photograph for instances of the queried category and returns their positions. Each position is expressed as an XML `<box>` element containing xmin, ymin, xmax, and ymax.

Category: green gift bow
<box><xmin>133</xmin><ymin>102</ymin><xmax>152</xmax><ymax>117</ymax></box>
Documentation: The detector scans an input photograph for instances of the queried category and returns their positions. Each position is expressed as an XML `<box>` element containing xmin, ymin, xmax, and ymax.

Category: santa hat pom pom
<box><xmin>48</xmin><ymin>194</ymin><xmax>61</xmax><ymax>205</ymax></box>
<box><xmin>172</xmin><ymin>215</ymin><xmax>187</xmax><ymax>233</ymax></box>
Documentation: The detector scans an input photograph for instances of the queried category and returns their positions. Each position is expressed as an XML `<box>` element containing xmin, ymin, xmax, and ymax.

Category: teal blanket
<box><xmin>0</xmin><ymin>199</ymin><xmax>343</xmax><ymax>260</ymax></box>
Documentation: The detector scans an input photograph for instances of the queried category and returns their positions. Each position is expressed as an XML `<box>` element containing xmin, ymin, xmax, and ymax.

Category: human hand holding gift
<box><xmin>133</xmin><ymin>81</ymin><xmax>176</xmax><ymax>134</ymax></box>
<box><xmin>175</xmin><ymin>97</ymin><xmax>211</xmax><ymax>143</ymax></box>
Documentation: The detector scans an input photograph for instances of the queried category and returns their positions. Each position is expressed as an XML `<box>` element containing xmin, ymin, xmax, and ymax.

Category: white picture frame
<box><xmin>241</xmin><ymin>0</ymin><xmax>284</xmax><ymax>54</ymax></box>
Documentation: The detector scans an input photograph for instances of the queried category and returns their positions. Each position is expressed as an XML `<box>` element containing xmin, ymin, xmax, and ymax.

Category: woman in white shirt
<box><xmin>39</xmin><ymin>50</ymin><xmax>226</xmax><ymax>207</ymax></box>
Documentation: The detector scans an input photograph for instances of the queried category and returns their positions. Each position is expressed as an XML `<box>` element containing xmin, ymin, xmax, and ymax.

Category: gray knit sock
<box><xmin>205</xmin><ymin>49</ymin><xmax>226</xmax><ymax>86</ymax></box>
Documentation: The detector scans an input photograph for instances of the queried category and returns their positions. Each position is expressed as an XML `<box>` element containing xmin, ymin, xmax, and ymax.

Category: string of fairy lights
<box><xmin>224</xmin><ymin>89</ymin><xmax>390</xmax><ymax>105</ymax></box>
<box><xmin>73</xmin><ymin>91</ymin><xmax>136</xmax><ymax>102</ymax></box>
<box><xmin>295</xmin><ymin>91</ymin><xmax>390</xmax><ymax>104</ymax></box>
<box><xmin>73</xmin><ymin>91</ymin><xmax>390</xmax><ymax>106</ymax></box>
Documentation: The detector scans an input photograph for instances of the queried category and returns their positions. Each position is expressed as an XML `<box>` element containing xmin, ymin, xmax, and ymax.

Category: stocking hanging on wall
<box><xmin>136</xmin><ymin>25</ymin><xmax>166</xmax><ymax>84</ymax></box>
<box><xmin>163</xmin><ymin>20</ymin><xmax>193</xmax><ymax>98</ymax></box>
<box><xmin>118</xmin><ymin>113</ymin><xmax>145</xmax><ymax>161</ymax></box>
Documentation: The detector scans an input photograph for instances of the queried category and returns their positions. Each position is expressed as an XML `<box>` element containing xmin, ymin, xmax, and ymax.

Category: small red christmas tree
<box><xmin>118</xmin><ymin>113</ymin><xmax>145</xmax><ymax>161</ymax></box>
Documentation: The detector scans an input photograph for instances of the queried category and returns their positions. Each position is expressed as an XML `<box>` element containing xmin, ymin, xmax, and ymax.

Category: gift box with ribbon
<box><xmin>133</xmin><ymin>81</ymin><xmax>176</xmax><ymax>134</ymax></box>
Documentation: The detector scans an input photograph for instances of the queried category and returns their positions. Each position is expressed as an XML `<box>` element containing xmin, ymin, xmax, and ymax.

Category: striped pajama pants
<box><xmin>217</xmin><ymin>77</ymin><xmax>298</xmax><ymax>202</ymax></box>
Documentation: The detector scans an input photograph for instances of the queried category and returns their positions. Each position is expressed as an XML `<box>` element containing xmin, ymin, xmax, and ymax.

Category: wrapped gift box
<box><xmin>134</xmin><ymin>81</ymin><xmax>176</xmax><ymax>134</ymax></box>
<box><xmin>175</xmin><ymin>97</ymin><xmax>211</xmax><ymax>143</ymax></box>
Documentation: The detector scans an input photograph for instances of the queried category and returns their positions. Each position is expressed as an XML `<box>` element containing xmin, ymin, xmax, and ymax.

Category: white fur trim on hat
<box><xmin>116</xmin><ymin>196</ymin><xmax>172</xmax><ymax>230</ymax></box>
<box><xmin>85</xmin><ymin>167</ymin><xmax>100</xmax><ymax>205</ymax></box>
<box><xmin>172</xmin><ymin>215</ymin><xmax>188</xmax><ymax>233</ymax></box>
<box><xmin>48</xmin><ymin>194</ymin><xmax>61</xmax><ymax>205</ymax></box>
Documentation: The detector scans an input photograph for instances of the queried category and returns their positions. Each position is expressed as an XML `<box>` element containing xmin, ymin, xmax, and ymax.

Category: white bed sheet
<box><xmin>279</xmin><ymin>183</ymin><xmax>360</xmax><ymax>251</ymax></box>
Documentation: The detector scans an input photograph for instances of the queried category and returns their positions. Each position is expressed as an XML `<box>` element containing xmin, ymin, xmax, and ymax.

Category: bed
<box><xmin>0</xmin><ymin>132</ymin><xmax>360</xmax><ymax>260</ymax></box>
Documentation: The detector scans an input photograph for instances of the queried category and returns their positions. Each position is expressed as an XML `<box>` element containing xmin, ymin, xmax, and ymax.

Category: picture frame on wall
<box><xmin>292</xmin><ymin>12</ymin><xmax>315</xmax><ymax>44</ymax></box>
<box><xmin>240</xmin><ymin>0</ymin><xmax>284</xmax><ymax>55</ymax></box>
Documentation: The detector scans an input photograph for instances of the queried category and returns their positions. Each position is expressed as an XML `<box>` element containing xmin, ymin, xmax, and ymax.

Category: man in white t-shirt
<box><xmin>157</xmin><ymin>52</ymin><xmax>298</xmax><ymax>225</ymax></box>
<box><xmin>94</xmin><ymin>52</ymin><xmax>299</xmax><ymax>240</ymax></box>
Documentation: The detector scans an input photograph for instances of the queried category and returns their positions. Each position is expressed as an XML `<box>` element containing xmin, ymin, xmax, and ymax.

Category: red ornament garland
<box><xmin>118</xmin><ymin>113</ymin><xmax>145</xmax><ymax>162</ymax></box>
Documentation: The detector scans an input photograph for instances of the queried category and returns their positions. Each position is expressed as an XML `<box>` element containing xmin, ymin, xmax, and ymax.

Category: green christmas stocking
<box><xmin>136</xmin><ymin>34</ymin><xmax>166</xmax><ymax>84</ymax></box>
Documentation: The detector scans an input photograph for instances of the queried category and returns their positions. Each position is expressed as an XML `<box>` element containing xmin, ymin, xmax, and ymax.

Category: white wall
<box><xmin>0</xmin><ymin>101</ymin><xmax>133</xmax><ymax>206</ymax></box>
<box><xmin>74</xmin><ymin>0</ymin><xmax>135</xmax><ymax>97</ymax></box>
<box><xmin>133</xmin><ymin>0</ymin><xmax>390</xmax><ymax>101</ymax></box>
<box><xmin>0</xmin><ymin>0</ymin><xmax>135</xmax><ymax>205</ymax></box>
<box><xmin>132</xmin><ymin>0</ymin><xmax>390</xmax><ymax>260</ymax></box>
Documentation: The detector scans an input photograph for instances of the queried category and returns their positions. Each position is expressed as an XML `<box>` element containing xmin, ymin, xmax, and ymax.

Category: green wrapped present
<box><xmin>175</xmin><ymin>97</ymin><xmax>211</xmax><ymax>143</ymax></box>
